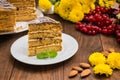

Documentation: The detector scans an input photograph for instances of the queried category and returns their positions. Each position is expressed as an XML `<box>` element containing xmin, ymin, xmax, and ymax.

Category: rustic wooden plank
<box><xmin>62</xmin><ymin>20</ymin><xmax>103</xmax><ymax>80</ymax></box>
<box><xmin>10</xmin><ymin>61</ymin><xmax>63</xmax><ymax>80</ymax></box>
<box><xmin>0</xmin><ymin>41</ymin><xmax>14</xmax><ymax>80</ymax></box>
<box><xmin>0</xmin><ymin>32</ymin><xmax>27</xmax><ymax>80</ymax></box>
<box><xmin>100</xmin><ymin>34</ymin><xmax>120</xmax><ymax>80</ymax></box>
<box><xmin>100</xmin><ymin>34</ymin><xmax>120</xmax><ymax>51</ymax></box>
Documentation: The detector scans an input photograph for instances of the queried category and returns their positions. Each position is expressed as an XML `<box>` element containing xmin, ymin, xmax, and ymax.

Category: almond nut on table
<box><xmin>72</xmin><ymin>66</ymin><xmax>83</xmax><ymax>72</ymax></box>
<box><xmin>79</xmin><ymin>63</ymin><xmax>90</xmax><ymax>68</ymax></box>
<box><xmin>68</xmin><ymin>70</ymin><xmax>78</xmax><ymax>78</ymax></box>
<box><xmin>80</xmin><ymin>69</ymin><xmax>91</xmax><ymax>78</ymax></box>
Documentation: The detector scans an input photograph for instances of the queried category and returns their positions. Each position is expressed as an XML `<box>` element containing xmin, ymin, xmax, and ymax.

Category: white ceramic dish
<box><xmin>11</xmin><ymin>33</ymin><xmax>78</xmax><ymax>65</ymax></box>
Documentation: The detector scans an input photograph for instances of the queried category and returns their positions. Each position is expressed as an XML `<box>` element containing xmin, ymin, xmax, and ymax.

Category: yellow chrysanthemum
<box><xmin>58</xmin><ymin>3</ymin><xmax>72</xmax><ymax>19</ymax></box>
<box><xmin>99</xmin><ymin>0</ymin><xmax>105</xmax><ymax>7</ymax></box>
<box><xmin>54</xmin><ymin>1</ymin><xmax>60</xmax><ymax>14</ymax></box>
<box><xmin>107</xmin><ymin>52</ymin><xmax>120</xmax><ymax>69</ymax></box>
<box><xmin>39</xmin><ymin>0</ymin><xmax>52</xmax><ymax>10</ymax></box>
<box><xmin>94</xmin><ymin>64</ymin><xmax>113</xmax><ymax>77</ymax></box>
<box><xmin>105</xmin><ymin>1</ymin><xmax>115</xmax><ymax>8</ymax></box>
<box><xmin>90</xmin><ymin>3</ymin><xmax>95</xmax><ymax>10</ymax></box>
<box><xmin>58</xmin><ymin>0</ymin><xmax>76</xmax><ymax>19</ymax></box>
<box><xmin>89</xmin><ymin>52</ymin><xmax>106</xmax><ymax>66</ymax></box>
<box><xmin>82</xmin><ymin>5</ymin><xmax>91</xmax><ymax>14</ymax></box>
<box><xmin>98</xmin><ymin>0</ymin><xmax>116</xmax><ymax>8</ymax></box>
<box><xmin>68</xmin><ymin>7</ymin><xmax>84</xmax><ymax>22</ymax></box>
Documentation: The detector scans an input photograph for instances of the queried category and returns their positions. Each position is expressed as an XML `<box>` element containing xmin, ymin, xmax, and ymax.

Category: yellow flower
<box><xmin>79</xmin><ymin>0</ymin><xmax>87</xmax><ymax>4</ymax></box>
<box><xmin>90</xmin><ymin>3</ymin><xmax>95</xmax><ymax>10</ymax></box>
<box><xmin>68</xmin><ymin>7</ymin><xmax>84</xmax><ymax>22</ymax></box>
<box><xmin>99</xmin><ymin>0</ymin><xmax>105</xmax><ymax>7</ymax></box>
<box><xmin>39</xmin><ymin>0</ymin><xmax>52</xmax><ymax>10</ymax></box>
<box><xmin>89</xmin><ymin>52</ymin><xmax>106</xmax><ymax>66</ymax></box>
<box><xmin>58</xmin><ymin>2</ymin><xmax>72</xmax><ymax>19</ymax></box>
<box><xmin>54</xmin><ymin>0</ymin><xmax>97</xmax><ymax>22</ymax></box>
<box><xmin>98</xmin><ymin>0</ymin><xmax>116</xmax><ymax>8</ymax></box>
<box><xmin>93</xmin><ymin>64</ymin><xmax>113</xmax><ymax>77</ymax></box>
<box><xmin>82</xmin><ymin>5</ymin><xmax>90</xmax><ymax>14</ymax></box>
<box><xmin>105</xmin><ymin>1</ymin><xmax>115</xmax><ymax>8</ymax></box>
<box><xmin>58</xmin><ymin>0</ymin><xmax>77</xmax><ymax>19</ymax></box>
<box><xmin>107</xmin><ymin>52</ymin><xmax>120</xmax><ymax>69</ymax></box>
<box><xmin>54</xmin><ymin>1</ymin><xmax>60</xmax><ymax>14</ymax></box>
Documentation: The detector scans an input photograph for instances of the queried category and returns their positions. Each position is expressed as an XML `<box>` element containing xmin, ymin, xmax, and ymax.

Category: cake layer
<box><xmin>28</xmin><ymin>32</ymin><xmax>61</xmax><ymax>39</ymax></box>
<box><xmin>0</xmin><ymin>19</ymin><xmax>15</xmax><ymax>27</ymax></box>
<box><xmin>0</xmin><ymin>0</ymin><xmax>16</xmax><ymax>32</ymax></box>
<box><xmin>0</xmin><ymin>15</ymin><xmax>15</xmax><ymax>19</ymax></box>
<box><xmin>0</xmin><ymin>27</ymin><xmax>14</xmax><ymax>32</ymax></box>
<box><xmin>0</xmin><ymin>24</ymin><xmax>15</xmax><ymax>28</ymax></box>
<box><xmin>29</xmin><ymin>23</ymin><xmax>62</xmax><ymax>32</ymax></box>
<box><xmin>28</xmin><ymin>45</ymin><xmax>62</xmax><ymax>56</ymax></box>
<box><xmin>16</xmin><ymin>10</ymin><xmax>36</xmax><ymax>14</ymax></box>
<box><xmin>29</xmin><ymin>39</ymin><xmax>62</xmax><ymax>47</ymax></box>
<box><xmin>7</xmin><ymin>0</ymin><xmax>36</xmax><ymax>21</ymax></box>
<box><xmin>16</xmin><ymin>15</ymin><xmax>36</xmax><ymax>21</ymax></box>
<box><xmin>11</xmin><ymin>2</ymin><xmax>35</xmax><ymax>6</ymax></box>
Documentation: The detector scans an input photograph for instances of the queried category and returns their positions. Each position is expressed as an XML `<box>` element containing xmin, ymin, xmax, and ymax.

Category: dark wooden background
<box><xmin>0</xmin><ymin>14</ymin><xmax>120</xmax><ymax>80</ymax></box>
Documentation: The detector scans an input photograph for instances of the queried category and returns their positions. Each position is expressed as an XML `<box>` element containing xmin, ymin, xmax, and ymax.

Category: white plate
<box><xmin>0</xmin><ymin>9</ymin><xmax>44</xmax><ymax>35</ymax></box>
<box><xmin>11</xmin><ymin>33</ymin><xmax>78</xmax><ymax>65</ymax></box>
<box><xmin>0</xmin><ymin>22</ymin><xmax>28</xmax><ymax>35</ymax></box>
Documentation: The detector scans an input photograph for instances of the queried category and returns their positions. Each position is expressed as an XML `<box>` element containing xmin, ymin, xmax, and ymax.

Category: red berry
<box><xmin>86</xmin><ymin>25</ymin><xmax>92</xmax><ymax>30</ymax></box>
<box><xmin>81</xmin><ymin>27</ymin><xmax>88</xmax><ymax>33</ymax></box>
<box><xmin>116</xmin><ymin>33</ymin><xmax>120</xmax><ymax>37</ymax></box>
<box><xmin>91</xmin><ymin>30</ymin><xmax>97</xmax><ymax>35</ymax></box>
<box><xmin>88</xmin><ymin>15</ymin><xmax>95</xmax><ymax>22</ymax></box>
<box><xmin>88</xmin><ymin>30</ymin><xmax>92</xmax><ymax>34</ymax></box>
<box><xmin>76</xmin><ymin>22</ymin><xmax>81</xmax><ymax>26</ymax></box>
<box><xmin>102</xmin><ymin>29</ymin><xmax>108</xmax><ymax>34</ymax></box>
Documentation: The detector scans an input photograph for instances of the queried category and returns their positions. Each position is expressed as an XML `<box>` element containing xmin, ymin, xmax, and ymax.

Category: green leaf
<box><xmin>36</xmin><ymin>49</ymin><xmax>58</xmax><ymax>59</ymax></box>
<box><xmin>50</xmin><ymin>0</ymin><xmax>57</xmax><ymax>4</ymax></box>
<box><xmin>36</xmin><ymin>52</ymin><xmax>48</xmax><ymax>59</ymax></box>
<box><xmin>49</xmin><ymin>51</ymin><xmax>57</xmax><ymax>58</ymax></box>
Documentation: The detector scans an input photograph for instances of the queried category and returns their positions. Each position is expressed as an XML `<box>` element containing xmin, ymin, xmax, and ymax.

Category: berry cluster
<box><xmin>76</xmin><ymin>6</ymin><xmax>120</xmax><ymax>43</ymax></box>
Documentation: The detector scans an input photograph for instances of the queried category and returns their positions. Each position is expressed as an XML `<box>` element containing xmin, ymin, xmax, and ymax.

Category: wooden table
<box><xmin>0</xmin><ymin>15</ymin><xmax>120</xmax><ymax>80</ymax></box>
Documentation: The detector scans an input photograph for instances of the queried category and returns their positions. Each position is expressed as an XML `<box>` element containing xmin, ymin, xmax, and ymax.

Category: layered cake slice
<box><xmin>28</xmin><ymin>17</ymin><xmax>63</xmax><ymax>56</ymax></box>
<box><xmin>0</xmin><ymin>0</ymin><xmax>16</xmax><ymax>33</ymax></box>
<box><xmin>7</xmin><ymin>0</ymin><xmax>36</xmax><ymax>21</ymax></box>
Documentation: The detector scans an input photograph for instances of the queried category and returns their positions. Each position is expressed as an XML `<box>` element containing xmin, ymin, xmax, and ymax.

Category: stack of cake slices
<box><xmin>0</xmin><ymin>0</ymin><xmax>16</xmax><ymax>33</ymax></box>
<box><xmin>7</xmin><ymin>0</ymin><xmax>36</xmax><ymax>21</ymax></box>
<box><xmin>28</xmin><ymin>17</ymin><xmax>63</xmax><ymax>56</ymax></box>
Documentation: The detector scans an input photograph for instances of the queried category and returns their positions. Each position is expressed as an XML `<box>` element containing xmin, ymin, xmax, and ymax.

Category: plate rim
<box><xmin>10</xmin><ymin>33</ymin><xmax>78</xmax><ymax>65</ymax></box>
<box><xmin>0</xmin><ymin>23</ymin><xmax>28</xmax><ymax>35</ymax></box>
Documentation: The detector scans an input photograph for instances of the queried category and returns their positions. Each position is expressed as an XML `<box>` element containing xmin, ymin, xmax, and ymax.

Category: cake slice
<box><xmin>0</xmin><ymin>0</ymin><xmax>16</xmax><ymax>33</ymax></box>
<box><xmin>7</xmin><ymin>0</ymin><xmax>36</xmax><ymax>21</ymax></box>
<box><xmin>28</xmin><ymin>17</ymin><xmax>62</xmax><ymax>56</ymax></box>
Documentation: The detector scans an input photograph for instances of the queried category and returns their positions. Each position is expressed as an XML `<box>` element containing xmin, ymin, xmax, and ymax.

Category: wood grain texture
<box><xmin>0</xmin><ymin>32</ymin><xmax>27</xmax><ymax>80</ymax></box>
<box><xmin>0</xmin><ymin>15</ymin><xmax>120</xmax><ymax>80</ymax></box>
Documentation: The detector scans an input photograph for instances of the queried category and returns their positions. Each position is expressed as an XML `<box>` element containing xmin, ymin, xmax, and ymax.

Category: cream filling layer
<box><xmin>29</xmin><ymin>37</ymin><xmax>62</xmax><ymax>42</ymax></box>
<box><xmin>29</xmin><ymin>30</ymin><xmax>62</xmax><ymax>33</ymax></box>
<box><xmin>29</xmin><ymin>43</ymin><xmax>61</xmax><ymax>48</ymax></box>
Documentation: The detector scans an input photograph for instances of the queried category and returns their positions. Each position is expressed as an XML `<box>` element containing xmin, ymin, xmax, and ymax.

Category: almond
<box><xmin>72</xmin><ymin>66</ymin><xmax>83</xmax><ymax>72</ymax></box>
<box><xmin>80</xmin><ymin>69</ymin><xmax>91</xmax><ymax>78</ymax></box>
<box><xmin>108</xmin><ymin>48</ymin><xmax>115</xmax><ymax>52</ymax></box>
<box><xmin>68</xmin><ymin>70</ymin><xmax>78</xmax><ymax>78</ymax></box>
<box><xmin>102</xmin><ymin>51</ymin><xmax>109</xmax><ymax>57</ymax></box>
<box><xmin>79</xmin><ymin>63</ymin><xmax>90</xmax><ymax>68</ymax></box>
